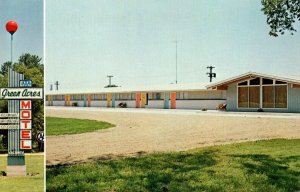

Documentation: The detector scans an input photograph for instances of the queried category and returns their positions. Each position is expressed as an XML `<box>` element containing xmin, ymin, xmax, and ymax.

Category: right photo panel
<box><xmin>45</xmin><ymin>0</ymin><xmax>300</xmax><ymax>191</ymax></box>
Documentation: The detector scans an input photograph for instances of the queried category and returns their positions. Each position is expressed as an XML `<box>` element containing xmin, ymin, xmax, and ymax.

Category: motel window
<box><xmin>238</xmin><ymin>78</ymin><xmax>287</xmax><ymax>109</ymax></box>
<box><xmin>119</xmin><ymin>93</ymin><xmax>130</xmax><ymax>100</ymax></box>
<box><xmin>186</xmin><ymin>91</ymin><xmax>208</xmax><ymax>100</ymax></box>
<box><xmin>184</xmin><ymin>92</ymin><xmax>188</xmax><ymax>100</ymax></box>
<box><xmin>237</xmin><ymin>79</ymin><xmax>260</xmax><ymax>108</ymax></box>
<box><xmin>119</xmin><ymin>93</ymin><xmax>123</xmax><ymax>100</ymax></box>
<box><xmin>238</xmin><ymin>87</ymin><xmax>248</xmax><ymax>108</ymax></box>
<box><xmin>176</xmin><ymin>92</ymin><xmax>180</xmax><ymax>100</ymax></box>
<box><xmin>263</xmin><ymin>86</ymin><xmax>274</xmax><ymax>108</ymax></box>
<box><xmin>275</xmin><ymin>86</ymin><xmax>287</xmax><ymax>108</ymax></box>
<box><xmin>176</xmin><ymin>92</ymin><xmax>186</xmax><ymax>100</ymax></box>
<box><xmin>249</xmin><ymin>87</ymin><xmax>260</xmax><ymax>108</ymax></box>
<box><xmin>238</xmin><ymin>81</ymin><xmax>247</xmax><ymax>86</ymax></box>
<box><xmin>276</xmin><ymin>80</ymin><xmax>287</xmax><ymax>85</ymax></box>
<box><xmin>131</xmin><ymin>93</ymin><xmax>135</xmax><ymax>100</ymax></box>
<box><xmin>93</xmin><ymin>94</ymin><xmax>101</xmax><ymax>100</ymax></box>
<box><xmin>148</xmin><ymin>93</ymin><xmax>153</xmax><ymax>100</ymax></box>
<box><xmin>263</xmin><ymin>78</ymin><xmax>273</xmax><ymax>85</ymax></box>
<box><xmin>263</xmin><ymin>85</ymin><xmax>287</xmax><ymax>109</ymax></box>
<box><xmin>150</xmin><ymin>92</ymin><xmax>161</xmax><ymax>100</ymax></box>
<box><xmin>154</xmin><ymin>93</ymin><xmax>161</xmax><ymax>100</ymax></box>
<box><xmin>250</xmin><ymin>78</ymin><xmax>260</xmax><ymax>85</ymax></box>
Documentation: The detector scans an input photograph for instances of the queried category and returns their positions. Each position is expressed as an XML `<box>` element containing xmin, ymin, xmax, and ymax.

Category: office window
<box><xmin>238</xmin><ymin>87</ymin><xmax>248</xmax><ymax>108</ymax></box>
<box><xmin>249</xmin><ymin>87</ymin><xmax>260</xmax><ymax>108</ymax></box>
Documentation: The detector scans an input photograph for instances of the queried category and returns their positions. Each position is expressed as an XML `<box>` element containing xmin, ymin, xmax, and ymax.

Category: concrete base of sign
<box><xmin>7</xmin><ymin>165</ymin><xmax>26</xmax><ymax>176</ymax></box>
<box><xmin>7</xmin><ymin>155</ymin><xmax>25</xmax><ymax>165</ymax></box>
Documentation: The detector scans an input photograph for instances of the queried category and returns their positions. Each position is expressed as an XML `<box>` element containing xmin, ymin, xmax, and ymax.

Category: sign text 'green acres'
<box><xmin>0</xmin><ymin>88</ymin><xmax>43</xmax><ymax>99</ymax></box>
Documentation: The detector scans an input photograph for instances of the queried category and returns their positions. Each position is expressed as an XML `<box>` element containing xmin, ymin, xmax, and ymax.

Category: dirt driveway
<box><xmin>46</xmin><ymin>107</ymin><xmax>300</xmax><ymax>165</ymax></box>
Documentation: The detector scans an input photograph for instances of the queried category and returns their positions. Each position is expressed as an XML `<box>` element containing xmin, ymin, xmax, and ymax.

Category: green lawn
<box><xmin>0</xmin><ymin>154</ymin><xmax>44</xmax><ymax>192</ymax></box>
<box><xmin>46</xmin><ymin>117</ymin><xmax>114</xmax><ymax>135</ymax></box>
<box><xmin>46</xmin><ymin>139</ymin><xmax>300</xmax><ymax>192</ymax></box>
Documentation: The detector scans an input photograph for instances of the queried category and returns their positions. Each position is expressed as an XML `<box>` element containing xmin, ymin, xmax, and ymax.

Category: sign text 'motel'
<box><xmin>20</xmin><ymin>100</ymin><xmax>32</xmax><ymax>149</ymax></box>
<box><xmin>0</xmin><ymin>88</ymin><xmax>43</xmax><ymax>99</ymax></box>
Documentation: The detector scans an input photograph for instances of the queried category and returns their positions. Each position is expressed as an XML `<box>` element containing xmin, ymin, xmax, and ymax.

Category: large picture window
<box><xmin>238</xmin><ymin>78</ymin><xmax>260</xmax><ymax>108</ymax></box>
<box><xmin>275</xmin><ymin>86</ymin><xmax>287</xmax><ymax>108</ymax></box>
<box><xmin>238</xmin><ymin>87</ymin><xmax>248</xmax><ymax>108</ymax></box>
<box><xmin>238</xmin><ymin>78</ymin><xmax>287</xmax><ymax>109</ymax></box>
<box><xmin>249</xmin><ymin>87</ymin><xmax>260</xmax><ymax>108</ymax></box>
<box><xmin>263</xmin><ymin>86</ymin><xmax>274</xmax><ymax>108</ymax></box>
<box><xmin>263</xmin><ymin>85</ymin><xmax>287</xmax><ymax>109</ymax></box>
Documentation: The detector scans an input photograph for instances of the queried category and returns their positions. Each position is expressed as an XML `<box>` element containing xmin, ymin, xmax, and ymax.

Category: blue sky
<box><xmin>46</xmin><ymin>0</ymin><xmax>300</xmax><ymax>91</ymax></box>
<box><xmin>0</xmin><ymin>0</ymin><xmax>43</xmax><ymax>65</ymax></box>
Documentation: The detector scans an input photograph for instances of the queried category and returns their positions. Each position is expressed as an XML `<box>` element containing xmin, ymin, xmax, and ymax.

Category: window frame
<box><xmin>237</xmin><ymin>78</ymin><xmax>288</xmax><ymax>109</ymax></box>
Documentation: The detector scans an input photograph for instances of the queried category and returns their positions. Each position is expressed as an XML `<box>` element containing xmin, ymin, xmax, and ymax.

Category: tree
<box><xmin>0</xmin><ymin>53</ymin><xmax>44</xmax><ymax>152</ymax></box>
<box><xmin>262</xmin><ymin>0</ymin><xmax>300</xmax><ymax>36</ymax></box>
<box><xmin>0</xmin><ymin>62</ymin><xmax>12</xmax><ymax>76</ymax></box>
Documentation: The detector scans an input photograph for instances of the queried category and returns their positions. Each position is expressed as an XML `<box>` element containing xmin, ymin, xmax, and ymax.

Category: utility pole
<box><xmin>207</xmin><ymin>66</ymin><xmax>216</xmax><ymax>82</ymax></box>
<box><xmin>107</xmin><ymin>75</ymin><xmax>113</xmax><ymax>86</ymax></box>
<box><xmin>174</xmin><ymin>40</ymin><xmax>178</xmax><ymax>84</ymax></box>
<box><xmin>54</xmin><ymin>81</ymin><xmax>60</xmax><ymax>90</ymax></box>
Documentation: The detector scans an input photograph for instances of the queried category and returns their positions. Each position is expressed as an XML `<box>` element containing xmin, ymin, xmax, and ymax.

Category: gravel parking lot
<box><xmin>46</xmin><ymin>107</ymin><xmax>300</xmax><ymax>165</ymax></box>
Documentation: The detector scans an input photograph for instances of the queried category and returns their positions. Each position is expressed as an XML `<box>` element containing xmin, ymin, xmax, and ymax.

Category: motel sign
<box><xmin>0</xmin><ymin>69</ymin><xmax>43</xmax><ymax>176</ymax></box>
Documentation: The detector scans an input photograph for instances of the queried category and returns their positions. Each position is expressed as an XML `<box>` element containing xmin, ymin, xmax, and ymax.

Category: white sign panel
<box><xmin>20</xmin><ymin>120</ymin><xmax>32</xmax><ymax>129</ymax></box>
<box><xmin>0</xmin><ymin>113</ymin><xmax>19</xmax><ymax>117</ymax></box>
<box><xmin>0</xmin><ymin>88</ymin><xmax>43</xmax><ymax>99</ymax></box>
<box><xmin>0</xmin><ymin>119</ymin><xmax>19</xmax><ymax>123</ymax></box>
<box><xmin>20</xmin><ymin>130</ymin><xmax>32</xmax><ymax>140</ymax></box>
<box><xmin>0</xmin><ymin>125</ymin><xmax>18</xmax><ymax>129</ymax></box>
<box><xmin>20</xmin><ymin>140</ymin><xmax>32</xmax><ymax>149</ymax></box>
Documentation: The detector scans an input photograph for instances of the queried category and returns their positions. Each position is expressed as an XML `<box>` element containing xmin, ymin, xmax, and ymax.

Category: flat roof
<box><xmin>46</xmin><ymin>82</ymin><xmax>218</xmax><ymax>95</ymax></box>
<box><xmin>46</xmin><ymin>71</ymin><xmax>300</xmax><ymax>95</ymax></box>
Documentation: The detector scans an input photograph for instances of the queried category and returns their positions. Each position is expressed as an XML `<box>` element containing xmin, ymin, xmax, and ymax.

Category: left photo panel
<box><xmin>0</xmin><ymin>1</ymin><xmax>44</xmax><ymax>192</ymax></box>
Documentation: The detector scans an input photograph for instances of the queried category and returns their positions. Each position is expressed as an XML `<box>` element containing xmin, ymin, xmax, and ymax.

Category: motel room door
<box><xmin>164</xmin><ymin>92</ymin><xmax>169</xmax><ymax>109</ymax></box>
<box><xmin>141</xmin><ymin>93</ymin><xmax>146</xmax><ymax>108</ymax></box>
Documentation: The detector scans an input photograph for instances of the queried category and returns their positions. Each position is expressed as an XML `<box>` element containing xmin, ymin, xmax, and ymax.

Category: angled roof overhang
<box><xmin>206</xmin><ymin>72</ymin><xmax>300</xmax><ymax>90</ymax></box>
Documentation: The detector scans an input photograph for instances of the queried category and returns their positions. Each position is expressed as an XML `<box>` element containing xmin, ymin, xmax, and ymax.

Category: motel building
<box><xmin>46</xmin><ymin>72</ymin><xmax>300</xmax><ymax>113</ymax></box>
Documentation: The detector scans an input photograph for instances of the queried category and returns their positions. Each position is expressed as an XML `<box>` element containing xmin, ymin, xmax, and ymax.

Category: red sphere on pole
<box><xmin>6</xmin><ymin>20</ymin><xmax>18</xmax><ymax>35</ymax></box>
